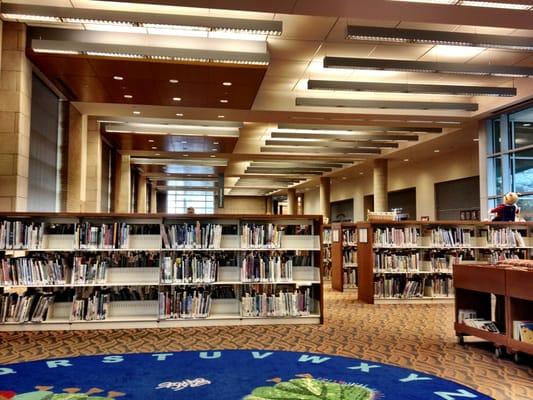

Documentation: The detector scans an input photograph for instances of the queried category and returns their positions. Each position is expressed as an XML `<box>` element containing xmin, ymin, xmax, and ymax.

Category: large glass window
<box><xmin>167</xmin><ymin>190</ymin><xmax>215</xmax><ymax>214</ymax></box>
<box><xmin>487</xmin><ymin>105</ymin><xmax>533</xmax><ymax>221</ymax></box>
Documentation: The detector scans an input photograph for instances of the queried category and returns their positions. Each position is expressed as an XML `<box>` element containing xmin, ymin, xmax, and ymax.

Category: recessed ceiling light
<box><xmin>473</xmin><ymin>138</ymin><xmax>480</xmax><ymax>142</ymax></box>
<box><xmin>213</xmin><ymin>141</ymin><xmax>219</xmax><ymax>145</ymax></box>
<box><xmin>359</xmin><ymin>172</ymin><xmax>364</xmax><ymax>175</ymax></box>
<box><xmin>169</xmin><ymin>79</ymin><xmax>179</xmax><ymax>84</ymax></box>
<box><xmin>217</xmin><ymin>115</ymin><xmax>225</xmax><ymax>118</ymax></box>
<box><xmin>176</xmin><ymin>113</ymin><xmax>184</xmax><ymax>117</ymax></box>
<box><xmin>133</xmin><ymin>111</ymin><xmax>141</xmax><ymax>115</ymax></box>
<box><xmin>220</xmin><ymin>99</ymin><xmax>228</xmax><ymax>103</ymax></box>
<box><xmin>210</xmin><ymin>155</ymin><xmax>216</xmax><ymax>158</ymax></box>
<box><xmin>148</xmin><ymin>139</ymin><xmax>154</xmax><ymax>143</ymax></box>
<box><xmin>434</xmin><ymin>149</ymin><xmax>440</xmax><ymax>153</ymax></box>
<box><xmin>183</xmin><ymin>154</ymin><xmax>189</xmax><ymax>157</ymax></box>
<box><xmin>155</xmin><ymin>153</ymin><xmax>160</xmax><ymax>156</ymax></box>
<box><xmin>181</xmin><ymin>140</ymin><xmax>187</xmax><ymax>144</ymax></box>
<box><xmin>211</xmin><ymin>148</ymin><xmax>217</xmax><ymax>151</ymax></box>
<box><xmin>403</xmin><ymin>158</ymin><xmax>409</xmax><ymax>162</ymax></box>
<box><xmin>124</xmin><ymin>94</ymin><xmax>133</xmax><ymax>99</ymax></box>
<box><xmin>342</xmin><ymin>177</ymin><xmax>347</xmax><ymax>180</ymax></box>
<box><xmin>187</xmin><ymin>174</ymin><xmax>191</xmax><ymax>177</ymax></box>
<box><xmin>523</xmin><ymin>123</ymin><xmax>531</xmax><ymax>127</ymax></box>
<box><xmin>222</xmin><ymin>82</ymin><xmax>232</xmax><ymax>86</ymax></box>
<box><xmin>151</xmin><ymin>146</ymin><xmax>157</xmax><ymax>150</ymax></box>
<box><xmin>113</xmin><ymin>76</ymin><xmax>123</xmax><ymax>81</ymax></box>
<box><xmin>172</xmin><ymin>97</ymin><xmax>181</xmax><ymax>101</ymax></box>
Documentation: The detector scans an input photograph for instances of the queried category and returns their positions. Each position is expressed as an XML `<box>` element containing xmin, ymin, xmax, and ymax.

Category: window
<box><xmin>167</xmin><ymin>190</ymin><xmax>215</xmax><ymax>214</ymax></box>
<box><xmin>487</xmin><ymin>105</ymin><xmax>533</xmax><ymax>221</ymax></box>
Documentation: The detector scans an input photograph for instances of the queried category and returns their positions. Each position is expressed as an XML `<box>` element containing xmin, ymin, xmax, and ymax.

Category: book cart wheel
<box><xmin>494</xmin><ymin>346</ymin><xmax>504</xmax><ymax>359</ymax></box>
<box><xmin>512</xmin><ymin>352</ymin><xmax>521</xmax><ymax>364</ymax></box>
<box><xmin>457</xmin><ymin>335</ymin><xmax>465</xmax><ymax>346</ymax></box>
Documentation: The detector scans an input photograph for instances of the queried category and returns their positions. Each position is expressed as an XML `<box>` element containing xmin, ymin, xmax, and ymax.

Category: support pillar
<box><xmin>320</xmin><ymin>177</ymin><xmax>331</xmax><ymax>223</ymax></box>
<box><xmin>373</xmin><ymin>159</ymin><xmax>388</xmax><ymax>212</ymax></box>
<box><xmin>287</xmin><ymin>188</ymin><xmax>297</xmax><ymax>215</ymax></box>
<box><xmin>137</xmin><ymin>174</ymin><xmax>147</xmax><ymax>213</ymax></box>
<box><xmin>0</xmin><ymin>22</ymin><xmax>32</xmax><ymax>211</ymax></box>
<box><xmin>150</xmin><ymin>185</ymin><xmax>157</xmax><ymax>213</ymax></box>
<box><xmin>265</xmin><ymin>196</ymin><xmax>272</xmax><ymax>215</ymax></box>
<box><xmin>66</xmin><ymin>105</ymin><xmax>87</xmax><ymax>212</ymax></box>
<box><xmin>114</xmin><ymin>153</ymin><xmax>131</xmax><ymax>213</ymax></box>
<box><xmin>85</xmin><ymin>117</ymin><xmax>101</xmax><ymax>212</ymax></box>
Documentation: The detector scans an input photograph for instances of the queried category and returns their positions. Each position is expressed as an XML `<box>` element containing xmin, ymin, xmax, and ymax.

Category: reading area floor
<box><xmin>1</xmin><ymin>287</ymin><xmax>531</xmax><ymax>400</ymax></box>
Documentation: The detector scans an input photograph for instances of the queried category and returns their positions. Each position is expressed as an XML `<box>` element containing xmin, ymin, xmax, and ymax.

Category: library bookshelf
<box><xmin>330</xmin><ymin>223</ymin><xmax>358</xmax><ymax>292</ymax></box>
<box><xmin>454</xmin><ymin>263</ymin><xmax>532</xmax><ymax>361</ymax></box>
<box><xmin>321</xmin><ymin>224</ymin><xmax>331</xmax><ymax>281</ymax></box>
<box><xmin>0</xmin><ymin>213</ymin><xmax>323</xmax><ymax>331</ymax></box>
<box><xmin>357</xmin><ymin>221</ymin><xmax>532</xmax><ymax>305</ymax></box>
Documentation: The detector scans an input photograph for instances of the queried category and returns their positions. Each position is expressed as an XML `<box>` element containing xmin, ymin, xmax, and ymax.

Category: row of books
<box><xmin>322</xmin><ymin>229</ymin><xmax>331</xmax><ymax>245</ymax></box>
<box><xmin>71</xmin><ymin>291</ymin><xmax>110</xmax><ymax>321</ymax></box>
<box><xmin>343</xmin><ymin>249</ymin><xmax>357</xmax><ymax>265</ymax></box>
<box><xmin>241</xmin><ymin>224</ymin><xmax>283</xmax><ymax>249</ymax></box>
<box><xmin>374</xmin><ymin>253</ymin><xmax>420</xmax><ymax>272</ymax></box>
<box><xmin>343</xmin><ymin>229</ymin><xmax>357</xmax><ymax>245</ymax></box>
<box><xmin>344</xmin><ymin>269</ymin><xmax>357</xmax><ymax>288</ymax></box>
<box><xmin>241</xmin><ymin>254</ymin><xmax>293</xmax><ymax>282</ymax></box>
<box><xmin>158</xmin><ymin>288</ymin><xmax>212</xmax><ymax>319</ymax></box>
<box><xmin>0</xmin><ymin>293</ymin><xmax>54</xmax><ymax>323</ymax></box>
<box><xmin>160</xmin><ymin>255</ymin><xmax>218</xmax><ymax>284</ymax></box>
<box><xmin>0</xmin><ymin>221</ymin><xmax>44</xmax><ymax>250</ymax></box>
<box><xmin>374</xmin><ymin>276</ymin><xmax>453</xmax><ymax>298</ymax></box>
<box><xmin>72</xmin><ymin>257</ymin><xmax>109</xmax><ymax>285</ymax></box>
<box><xmin>1</xmin><ymin>257</ymin><xmax>69</xmax><ymax>286</ymax></box>
<box><xmin>76</xmin><ymin>223</ymin><xmax>130</xmax><ymax>249</ymax></box>
<box><xmin>162</xmin><ymin>223</ymin><xmax>222</xmax><ymax>249</ymax></box>
<box><xmin>488</xmin><ymin>228</ymin><xmax>526</xmax><ymax>247</ymax></box>
<box><xmin>430</xmin><ymin>228</ymin><xmax>472</xmax><ymax>247</ymax></box>
<box><xmin>241</xmin><ymin>288</ymin><xmax>313</xmax><ymax>317</ymax></box>
<box><xmin>374</xmin><ymin>227</ymin><xmax>419</xmax><ymax>247</ymax></box>
<box><xmin>513</xmin><ymin>320</ymin><xmax>533</xmax><ymax>344</ymax></box>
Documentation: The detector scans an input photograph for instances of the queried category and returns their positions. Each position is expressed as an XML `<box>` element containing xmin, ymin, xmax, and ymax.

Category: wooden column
<box><xmin>114</xmin><ymin>153</ymin><xmax>131</xmax><ymax>213</ymax></box>
<box><xmin>66</xmin><ymin>105</ymin><xmax>87</xmax><ymax>212</ymax></box>
<box><xmin>320</xmin><ymin>177</ymin><xmax>331</xmax><ymax>223</ymax></box>
<box><xmin>150</xmin><ymin>185</ymin><xmax>157</xmax><ymax>213</ymax></box>
<box><xmin>136</xmin><ymin>174</ymin><xmax>147</xmax><ymax>213</ymax></box>
<box><xmin>373</xmin><ymin>159</ymin><xmax>388</xmax><ymax>212</ymax></box>
<box><xmin>287</xmin><ymin>188</ymin><xmax>297</xmax><ymax>215</ymax></box>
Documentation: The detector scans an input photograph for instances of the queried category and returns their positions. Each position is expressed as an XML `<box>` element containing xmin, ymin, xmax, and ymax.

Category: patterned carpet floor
<box><xmin>0</xmin><ymin>287</ymin><xmax>531</xmax><ymax>400</ymax></box>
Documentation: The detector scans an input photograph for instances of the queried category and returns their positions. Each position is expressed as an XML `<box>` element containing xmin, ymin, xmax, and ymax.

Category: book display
<box><xmin>321</xmin><ymin>224</ymin><xmax>331</xmax><ymax>281</ymax></box>
<box><xmin>357</xmin><ymin>221</ymin><xmax>532</xmax><ymax>304</ymax></box>
<box><xmin>0</xmin><ymin>213</ymin><xmax>322</xmax><ymax>331</ymax></box>
<box><xmin>454</xmin><ymin>261</ymin><xmax>533</xmax><ymax>361</ymax></box>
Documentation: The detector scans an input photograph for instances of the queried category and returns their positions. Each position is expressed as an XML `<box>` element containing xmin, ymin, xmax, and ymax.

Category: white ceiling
<box><xmin>4</xmin><ymin>0</ymin><xmax>533</xmax><ymax>195</ymax></box>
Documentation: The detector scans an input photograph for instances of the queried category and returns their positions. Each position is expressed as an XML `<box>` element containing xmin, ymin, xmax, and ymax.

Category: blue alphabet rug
<box><xmin>0</xmin><ymin>350</ymin><xmax>491</xmax><ymax>399</ymax></box>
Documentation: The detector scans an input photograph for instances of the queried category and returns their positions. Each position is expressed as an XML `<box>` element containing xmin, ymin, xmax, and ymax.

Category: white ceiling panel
<box><xmin>264</xmin><ymin>60</ymin><xmax>310</xmax><ymax>78</ymax></box>
<box><xmin>267</xmin><ymin>38</ymin><xmax>322</xmax><ymax>61</ymax></box>
<box><xmin>453</xmin><ymin>25</ymin><xmax>517</xmax><ymax>36</ymax></box>
<box><xmin>273</xmin><ymin>14</ymin><xmax>336</xmax><ymax>40</ymax></box>
<box><xmin>467</xmin><ymin>49</ymin><xmax>531</xmax><ymax>66</ymax></box>
<box><xmin>396</xmin><ymin>21</ymin><xmax>459</xmax><ymax>32</ymax></box>
<box><xmin>259</xmin><ymin>76</ymin><xmax>299</xmax><ymax>92</ymax></box>
<box><xmin>515</xmin><ymin>55</ymin><xmax>533</xmax><ymax>67</ymax></box>
<box><xmin>417</xmin><ymin>45</ymin><xmax>486</xmax><ymax>63</ymax></box>
<box><xmin>370</xmin><ymin>44</ymin><xmax>435</xmax><ymax>60</ymax></box>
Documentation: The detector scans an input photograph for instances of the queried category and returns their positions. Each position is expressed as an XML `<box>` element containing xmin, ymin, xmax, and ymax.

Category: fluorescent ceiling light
<box><xmin>296</xmin><ymin>97</ymin><xmax>478</xmax><ymax>111</ymax></box>
<box><xmin>277</xmin><ymin>123</ymin><xmax>443</xmax><ymax>133</ymax></box>
<box><xmin>31</xmin><ymin>38</ymin><xmax>270</xmax><ymax>66</ymax></box>
<box><xmin>259</xmin><ymin>147</ymin><xmax>380</xmax><ymax>155</ymax></box>
<box><xmin>271</xmin><ymin>131</ymin><xmax>419</xmax><ymax>141</ymax></box>
<box><xmin>390</xmin><ymin>0</ymin><xmax>533</xmax><ymax>10</ymax></box>
<box><xmin>324</xmin><ymin>56</ymin><xmax>533</xmax><ymax>78</ymax></box>
<box><xmin>33</xmin><ymin>48</ymin><xmax>81</xmax><ymax>55</ymax></box>
<box><xmin>105</xmin><ymin>123</ymin><xmax>240</xmax><ymax>137</ymax></box>
<box><xmin>265</xmin><ymin>140</ymin><xmax>399</xmax><ymax>148</ymax></box>
<box><xmin>346</xmin><ymin>25</ymin><xmax>533</xmax><ymax>51</ymax></box>
<box><xmin>251</xmin><ymin>161</ymin><xmax>346</xmax><ymax>168</ymax></box>
<box><xmin>0</xmin><ymin>3</ymin><xmax>282</xmax><ymax>37</ymax></box>
<box><xmin>132</xmin><ymin>158</ymin><xmax>228</xmax><ymax>167</ymax></box>
<box><xmin>308</xmin><ymin>80</ymin><xmax>517</xmax><ymax>97</ymax></box>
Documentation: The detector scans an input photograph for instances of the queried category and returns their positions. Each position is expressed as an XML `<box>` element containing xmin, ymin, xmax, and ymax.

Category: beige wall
<box><xmin>0</xmin><ymin>22</ymin><xmax>32</xmax><ymax>211</ymax></box>
<box><xmin>305</xmin><ymin>145</ymin><xmax>479</xmax><ymax>221</ymax></box>
<box><xmin>215</xmin><ymin>196</ymin><xmax>266</xmax><ymax>214</ymax></box>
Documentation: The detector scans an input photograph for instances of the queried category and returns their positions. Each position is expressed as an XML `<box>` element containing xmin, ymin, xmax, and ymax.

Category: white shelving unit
<box><xmin>0</xmin><ymin>213</ymin><xmax>323</xmax><ymax>331</ymax></box>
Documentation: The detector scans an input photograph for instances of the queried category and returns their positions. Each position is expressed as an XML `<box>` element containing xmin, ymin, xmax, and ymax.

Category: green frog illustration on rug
<box><xmin>244</xmin><ymin>376</ymin><xmax>377</xmax><ymax>400</ymax></box>
<box><xmin>0</xmin><ymin>387</ymin><xmax>125</xmax><ymax>400</ymax></box>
